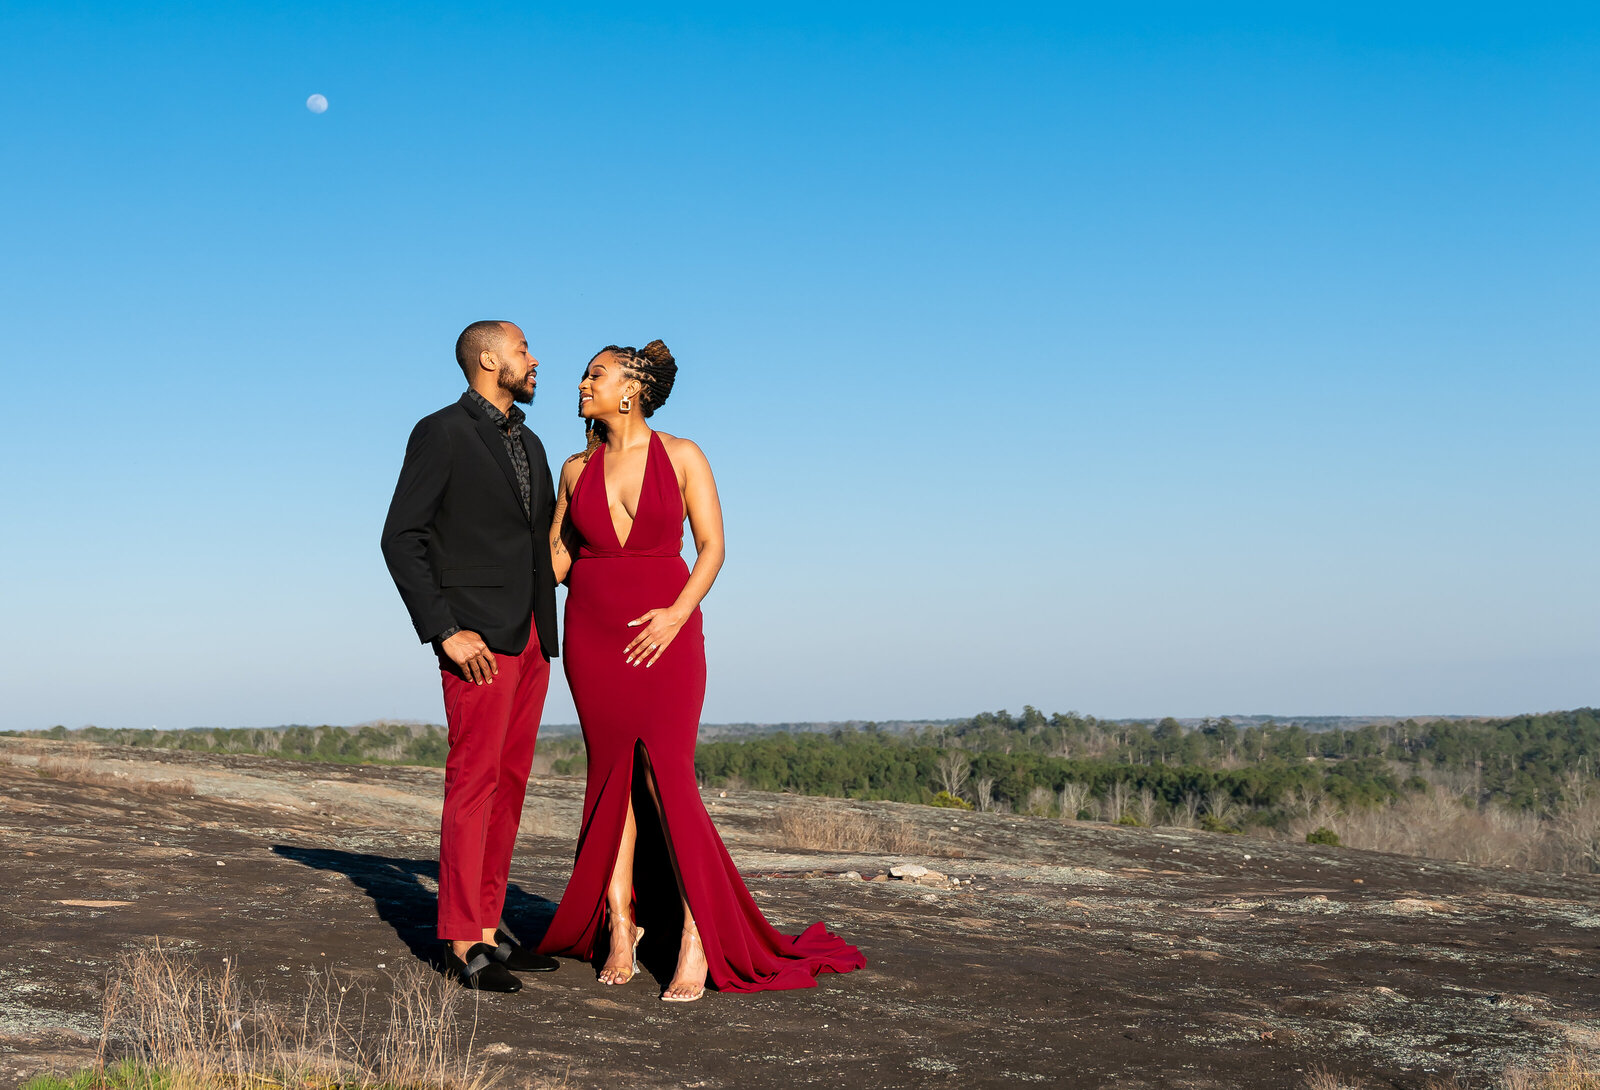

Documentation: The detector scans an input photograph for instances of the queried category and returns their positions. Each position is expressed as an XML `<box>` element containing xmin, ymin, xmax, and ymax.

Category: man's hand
<box><xmin>442</xmin><ymin>630</ymin><xmax>498</xmax><ymax>685</ymax></box>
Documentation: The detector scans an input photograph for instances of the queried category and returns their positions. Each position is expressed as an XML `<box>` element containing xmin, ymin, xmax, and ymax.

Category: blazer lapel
<box><xmin>520</xmin><ymin>429</ymin><xmax>548</xmax><ymax>519</ymax></box>
<box><xmin>460</xmin><ymin>395</ymin><xmax>525</xmax><ymax>512</ymax></box>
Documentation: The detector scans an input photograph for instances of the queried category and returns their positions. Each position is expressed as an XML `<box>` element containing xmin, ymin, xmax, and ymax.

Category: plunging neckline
<box><xmin>599</xmin><ymin>431</ymin><xmax>657</xmax><ymax>552</ymax></box>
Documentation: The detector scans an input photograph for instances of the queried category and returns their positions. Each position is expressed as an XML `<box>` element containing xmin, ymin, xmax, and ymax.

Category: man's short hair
<box><xmin>455</xmin><ymin>320</ymin><xmax>512</xmax><ymax>377</ymax></box>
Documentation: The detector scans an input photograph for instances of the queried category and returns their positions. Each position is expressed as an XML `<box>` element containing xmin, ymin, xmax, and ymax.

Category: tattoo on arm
<box><xmin>551</xmin><ymin>492</ymin><xmax>575</xmax><ymax>557</ymax></box>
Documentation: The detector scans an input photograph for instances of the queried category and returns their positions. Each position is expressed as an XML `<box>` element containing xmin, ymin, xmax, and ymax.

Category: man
<box><xmin>381</xmin><ymin>320</ymin><xmax>561</xmax><ymax>991</ymax></box>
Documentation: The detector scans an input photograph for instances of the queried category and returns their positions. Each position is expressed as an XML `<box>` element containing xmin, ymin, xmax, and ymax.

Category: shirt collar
<box><xmin>466</xmin><ymin>388</ymin><xmax>524</xmax><ymax>430</ymax></box>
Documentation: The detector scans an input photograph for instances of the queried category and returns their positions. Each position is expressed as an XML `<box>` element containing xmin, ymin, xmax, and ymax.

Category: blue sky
<box><xmin>0</xmin><ymin>3</ymin><xmax>1594</xmax><ymax>730</ymax></box>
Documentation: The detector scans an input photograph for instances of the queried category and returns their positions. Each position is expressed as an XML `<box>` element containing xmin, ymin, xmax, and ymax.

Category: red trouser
<box><xmin>437</xmin><ymin>634</ymin><xmax>550</xmax><ymax>942</ymax></box>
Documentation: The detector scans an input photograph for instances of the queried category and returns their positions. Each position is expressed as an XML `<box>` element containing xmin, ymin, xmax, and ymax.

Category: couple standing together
<box><xmin>381</xmin><ymin>320</ymin><xmax>864</xmax><ymax>1000</ymax></box>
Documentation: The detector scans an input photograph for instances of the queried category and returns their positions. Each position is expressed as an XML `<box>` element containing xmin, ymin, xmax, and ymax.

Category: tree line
<box><xmin>13</xmin><ymin>708</ymin><xmax>1598</xmax><ymax>830</ymax></box>
<box><xmin>692</xmin><ymin>707</ymin><xmax>1600</xmax><ymax>828</ymax></box>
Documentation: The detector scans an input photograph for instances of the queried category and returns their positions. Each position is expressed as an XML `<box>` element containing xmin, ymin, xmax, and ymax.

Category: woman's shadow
<box><xmin>270</xmin><ymin>845</ymin><xmax>556</xmax><ymax>968</ymax></box>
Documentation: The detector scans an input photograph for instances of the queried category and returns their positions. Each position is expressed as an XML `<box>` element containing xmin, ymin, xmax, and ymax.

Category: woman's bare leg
<box><xmin>633</xmin><ymin>746</ymin><xmax>708</xmax><ymax>998</ymax></box>
<box><xmin>598</xmin><ymin>795</ymin><xmax>641</xmax><ymax>984</ymax></box>
<box><xmin>664</xmin><ymin>898</ymin><xmax>708</xmax><ymax>999</ymax></box>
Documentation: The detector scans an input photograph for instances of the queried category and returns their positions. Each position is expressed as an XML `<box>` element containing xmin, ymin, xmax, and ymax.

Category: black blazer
<box><xmin>380</xmin><ymin>393</ymin><xmax>559</xmax><ymax>660</ymax></box>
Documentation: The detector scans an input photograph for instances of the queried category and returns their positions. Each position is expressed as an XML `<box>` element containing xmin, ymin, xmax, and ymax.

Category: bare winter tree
<box><xmin>1134</xmin><ymin>786</ymin><xmax>1158</xmax><ymax>827</ymax></box>
<box><xmin>975</xmin><ymin>776</ymin><xmax>996</xmax><ymax>813</ymax></box>
<box><xmin>1287</xmin><ymin>784</ymin><xmax>1325</xmax><ymax>820</ymax></box>
<box><xmin>1205</xmin><ymin>788</ymin><xmax>1240</xmax><ymax>827</ymax></box>
<box><xmin>1289</xmin><ymin>787</ymin><xmax>1343</xmax><ymax>838</ymax></box>
<box><xmin>934</xmin><ymin>751</ymin><xmax>971</xmax><ymax>798</ymax></box>
<box><xmin>1550</xmin><ymin>771</ymin><xmax>1600</xmax><ymax>873</ymax></box>
<box><xmin>1104</xmin><ymin>780</ymin><xmax>1132</xmax><ymax>822</ymax></box>
<box><xmin>1058</xmin><ymin>781</ymin><xmax>1091</xmax><ymax>821</ymax></box>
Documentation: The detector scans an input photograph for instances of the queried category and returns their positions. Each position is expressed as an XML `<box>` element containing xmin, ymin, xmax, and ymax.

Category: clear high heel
<box><xmin>661</xmin><ymin>925</ymin><xmax>707</xmax><ymax>1002</ymax></box>
<box><xmin>600</xmin><ymin>920</ymin><xmax>644</xmax><ymax>985</ymax></box>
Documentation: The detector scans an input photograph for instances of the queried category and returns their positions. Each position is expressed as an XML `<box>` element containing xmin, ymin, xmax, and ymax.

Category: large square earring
<box><xmin>619</xmin><ymin>396</ymin><xmax>633</xmax><ymax>414</ymax></box>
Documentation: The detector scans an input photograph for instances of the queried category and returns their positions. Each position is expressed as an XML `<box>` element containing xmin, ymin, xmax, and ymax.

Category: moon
<box><xmin>306</xmin><ymin>93</ymin><xmax>328</xmax><ymax>114</ymax></box>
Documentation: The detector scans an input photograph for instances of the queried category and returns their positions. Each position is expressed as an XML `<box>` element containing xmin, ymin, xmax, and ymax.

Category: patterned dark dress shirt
<box><xmin>436</xmin><ymin>390</ymin><xmax>532</xmax><ymax>647</ymax></box>
<box><xmin>466</xmin><ymin>388</ymin><xmax>532</xmax><ymax>521</ymax></box>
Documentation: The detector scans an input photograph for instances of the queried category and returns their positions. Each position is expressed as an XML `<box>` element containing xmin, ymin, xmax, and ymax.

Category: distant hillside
<box><xmin>1131</xmin><ymin>714</ymin><xmax>1489</xmax><ymax>733</ymax></box>
<box><xmin>6</xmin><ymin>713</ymin><xmax>1485</xmax><ymax>741</ymax></box>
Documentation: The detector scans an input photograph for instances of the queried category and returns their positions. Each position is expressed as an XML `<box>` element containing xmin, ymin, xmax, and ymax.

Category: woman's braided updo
<box><xmin>583</xmin><ymin>340</ymin><xmax>677</xmax><ymax>460</ymax></box>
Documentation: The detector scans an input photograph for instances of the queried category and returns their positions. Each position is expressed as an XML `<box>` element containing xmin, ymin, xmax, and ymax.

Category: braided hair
<box><xmin>583</xmin><ymin>340</ymin><xmax>677</xmax><ymax>460</ymax></box>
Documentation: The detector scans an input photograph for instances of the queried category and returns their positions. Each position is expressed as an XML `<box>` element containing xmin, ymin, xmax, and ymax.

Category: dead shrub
<box><xmin>38</xmin><ymin>760</ymin><xmax>195</xmax><ymax>797</ymax></box>
<box><xmin>87</xmin><ymin>942</ymin><xmax>494</xmax><ymax>1089</ymax></box>
<box><xmin>1267</xmin><ymin>781</ymin><xmax>1600</xmax><ymax>877</ymax></box>
<box><xmin>1323</xmin><ymin>792</ymin><xmax>1544</xmax><ymax>869</ymax></box>
<box><xmin>776</xmin><ymin>804</ymin><xmax>928</xmax><ymax>856</ymax></box>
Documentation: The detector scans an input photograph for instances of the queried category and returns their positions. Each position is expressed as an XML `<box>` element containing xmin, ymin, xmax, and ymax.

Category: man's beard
<box><xmin>500</xmin><ymin>368</ymin><xmax>536</xmax><ymax>405</ymax></box>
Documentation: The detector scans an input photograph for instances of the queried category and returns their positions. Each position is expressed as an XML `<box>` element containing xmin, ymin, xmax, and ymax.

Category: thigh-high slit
<box><xmin>534</xmin><ymin>433</ymin><xmax>865</xmax><ymax>991</ymax></box>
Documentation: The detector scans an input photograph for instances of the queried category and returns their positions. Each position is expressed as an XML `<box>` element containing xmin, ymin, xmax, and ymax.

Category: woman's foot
<box><xmin>598</xmin><ymin>913</ymin><xmax>643</xmax><ymax>985</ymax></box>
<box><xmin>662</xmin><ymin>922</ymin><xmax>708</xmax><ymax>1002</ymax></box>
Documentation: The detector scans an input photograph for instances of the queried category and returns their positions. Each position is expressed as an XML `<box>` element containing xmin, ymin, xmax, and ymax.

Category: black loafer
<box><xmin>492</xmin><ymin>929</ymin><xmax>560</xmax><ymax>973</ymax></box>
<box><xmin>444</xmin><ymin>942</ymin><xmax>522</xmax><ymax>992</ymax></box>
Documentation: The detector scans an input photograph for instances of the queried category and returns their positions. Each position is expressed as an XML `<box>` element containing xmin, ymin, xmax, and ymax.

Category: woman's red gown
<box><xmin>536</xmin><ymin>431</ymin><xmax>865</xmax><ymax>992</ymax></box>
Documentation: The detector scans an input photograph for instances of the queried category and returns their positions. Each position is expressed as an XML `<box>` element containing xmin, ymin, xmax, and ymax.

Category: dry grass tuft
<box><xmin>777</xmin><ymin>804</ymin><xmax>929</xmax><ymax>856</ymax></box>
<box><xmin>1400</xmin><ymin>1050</ymin><xmax>1600</xmax><ymax>1090</ymax></box>
<box><xmin>1304</xmin><ymin>1052</ymin><xmax>1600</xmax><ymax>1090</ymax></box>
<box><xmin>78</xmin><ymin>942</ymin><xmax>495</xmax><ymax>1089</ymax></box>
<box><xmin>1303</xmin><ymin>1064</ymin><xmax>1363</xmax><ymax>1090</ymax></box>
<box><xmin>1502</xmin><ymin>1051</ymin><xmax>1600</xmax><ymax>1090</ymax></box>
<box><xmin>38</xmin><ymin>760</ymin><xmax>195</xmax><ymax>797</ymax></box>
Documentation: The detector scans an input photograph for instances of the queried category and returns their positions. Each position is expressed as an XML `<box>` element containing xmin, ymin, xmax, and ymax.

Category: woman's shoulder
<box><xmin>559</xmin><ymin>451</ymin><xmax>588</xmax><ymax>483</ymax></box>
<box><xmin>652</xmin><ymin>431</ymin><xmax>707</xmax><ymax>462</ymax></box>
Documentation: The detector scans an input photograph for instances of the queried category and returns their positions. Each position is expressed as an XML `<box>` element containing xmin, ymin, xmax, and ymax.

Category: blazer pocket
<box><xmin>440</xmin><ymin>566</ymin><xmax>507</xmax><ymax>587</ymax></box>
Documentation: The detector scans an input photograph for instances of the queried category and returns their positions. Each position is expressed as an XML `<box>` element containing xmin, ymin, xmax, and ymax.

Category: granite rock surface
<box><xmin>2</xmin><ymin>737</ymin><xmax>1598</xmax><ymax>1089</ymax></box>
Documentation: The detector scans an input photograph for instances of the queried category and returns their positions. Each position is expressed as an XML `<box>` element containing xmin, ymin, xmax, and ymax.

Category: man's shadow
<box><xmin>271</xmin><ymin>846</ymin><xmax>556</xmax><ymax>968</ymax></box>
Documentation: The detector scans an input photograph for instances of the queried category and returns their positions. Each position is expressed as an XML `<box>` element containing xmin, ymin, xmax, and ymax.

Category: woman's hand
<box><xmin>624</xmin><ymin>607</ymin><xmax>688</xmax><ymax>667</ymax></box>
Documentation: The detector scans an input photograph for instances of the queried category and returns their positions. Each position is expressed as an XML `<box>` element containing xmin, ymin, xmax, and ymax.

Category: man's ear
<box><xmin>479</xmin><ymin>349</ymin><xmax>498</xmax><ymax>373</ymax></box>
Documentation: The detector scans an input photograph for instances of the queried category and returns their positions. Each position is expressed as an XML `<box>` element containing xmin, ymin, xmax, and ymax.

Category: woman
<box><xmin>535</xmin><ymin>340</ymin><xmax>865</xmax><ymax>1000</ymax></box>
